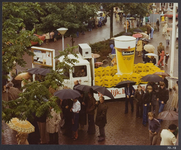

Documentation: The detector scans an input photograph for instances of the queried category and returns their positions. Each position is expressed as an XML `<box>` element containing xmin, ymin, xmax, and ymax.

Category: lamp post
<box><xmin>57</xmin><ymin>27</ymin><xmax>68</xmax><ymax>51</ymax></box>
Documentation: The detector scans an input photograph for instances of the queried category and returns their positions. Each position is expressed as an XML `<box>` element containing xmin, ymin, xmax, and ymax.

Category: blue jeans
<box><xmin>143</xmin><ymin>103</ymin><xmax>149</xmax><ymax>125</ymax></box>
<box><xmin>158</xmin><ymin>100</ymin><xmax>165</xmax><ymax>122</ymax></box>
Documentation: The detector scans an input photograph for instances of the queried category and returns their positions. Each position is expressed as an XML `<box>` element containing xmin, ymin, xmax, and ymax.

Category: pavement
<box><xmin>1</xmin><ymin>16</ymin><xmax>179</xmax><ymax>145</ymax></box>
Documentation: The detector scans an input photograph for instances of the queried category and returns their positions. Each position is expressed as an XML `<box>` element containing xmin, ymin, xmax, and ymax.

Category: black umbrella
<box><xmin>74</xmin><ymin>84</ymin><xmax>93</xmax><ymax>92</ymax></box>
<box><xmin>157</xmin><ymin>110</ymin><xmax>178</xmax><ymax>120</ymax></box>
<box><xmin>91</xmin><ymin>86</ymin><xmax>114</xmax><ymax>99</ymax></box>
<box><xmin>54</xmin><ymin>89</ymin><xmax>81</xmax><ymax>100</ymax></box>
<box><xmin>122</xmin><ymin>32</ymin><xmax>132</xmax><ymax>36</ymax></box>
<box><xmin>116</xmin><ymin>80</ymin><xmax>136</xmax><ymax>88</ymax></box>
<box><xmin>133</xmin><ymin>28</ymin><xmax>143</xmax><ymax>33</ymax></box>
<box><xmin>27</xmin><ymin>68</ymin><xmax>51</xmax><ymax>76</ymax></box>
<box><xmin>141</xmin><ymin>74</ymin><xmax>163</xmax><ymax>82</ymax></box>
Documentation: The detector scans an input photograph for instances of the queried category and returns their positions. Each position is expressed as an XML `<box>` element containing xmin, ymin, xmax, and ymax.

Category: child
<box><xmin>148</xmin><ymin>112</ymin><xmax>160</xmax><ymax>145</ymax></box>
<box><xmin>165</xmin><ymin>53</ymin><xmax>169</xmax><ymax>65</ymax></box>
<box><xmin>157</xmin><ymin>50</ymin><xmax>165</xmax><ymax>67</ymax></box>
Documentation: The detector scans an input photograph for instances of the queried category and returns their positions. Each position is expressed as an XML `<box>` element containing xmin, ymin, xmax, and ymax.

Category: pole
<box><xmin>62</xmin><ymin>34</ymin><xmax>64</xmax><ymax>51</ymax></box>
<box><xmin>126</xmin><ymin>15</ymin><xmax>127</xmax><ymax>33</ymax></box>
<box><xmin>170</xmin><ymin>3</ymin><xmax>176</xmax><ymax>77</ymax></box>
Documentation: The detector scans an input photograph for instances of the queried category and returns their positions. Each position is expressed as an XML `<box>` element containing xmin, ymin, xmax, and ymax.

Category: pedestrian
<box><xmin>165</xmin><ymin>30</ymin><xmax>170</xmax><ymax>47</ymax></box>
<box><xmin>156</xmin><ymin>18</ymin><xmax>160</xmax><ymax>31</ymax></box>
<box><xmin>157</xmin><ymin>42</ymin><xmax>165</xmax><ymax>60</ymax></box>
<box><xmin>162</xmin><ymin>22</ymin><xmax>168</xmax><ymax>35</ymax></box>
<box><xmin>165</xmin><ymin>53</ymin><xmax>169</xmax><ymax>65</ymax></box>
<box><xmin>160</xmin><ymin>124</ymin><xmax>177</xmax><ymax>145</ymax></box>
<box><xmin>157</xmin><ymin>82</ymin><xmax>169</xmax><ymax>123</ymax></box>
<box><xmin>45</xmin><ymin>32</ymin><xmax>50</xmax><ymax>44</ymax></box>
<box><xmin>86</xmin><ymin>89</ymin><xmax>96</xmax><ymax>134</ymax></box>
<box><xmin>136</xmin><ymin>40</ymin><xmax>143</xmax><ymax>57</ymax></box>
<box><xmin>142</xmin><ymin>85</ymin><xmax>153</xmax><ymax>126</ymax></box>
<box><xmin>71</xmin><ymin>98</ymin><xmax>81</xmax><ymax>140</ymax></box>
<box><xmin>142</xmin><ymin>49</ymin><xmax>149</xmax><ymax>63</ymax></box>
<box><xmin>149</xmin><ymin>56</ymin><xmax>156</xmax><ymax>65</ymax></box>
<box><xmin>88</xmin><ymin>17</ymin><xmax>93</xmax><ymax>31</ymax></box>
<box><xmin>46</xmin><ymin>107</ymin><xmax>61</xmax><ymax>144</ymax></box>
<box><xmin>119</xmin><ymin>13</ymin><xmax>123</xmax><ymax>24</ymax></box>
<box><xmin>124</xmin><ymin>83</ymin><xmax>135</xmax><ymax>114</ymax></box>
<box><xmin>171</xmin><ymin>81</ymin><xmax>178</xmax><ymax>112</ymax></box>
<box><xmin>134</xmin><ymin>85</ymin><xmax>144</xmax><ymax>118</ymax></box>
<box><xmin>78</xmin><ymin>92</ymin><xmax>87</xmax><ymax>130</ymax></box>
<box><xmin>146</xmin><ymin>23</ymin><xmax>151</xmax><ymax>36</ymax></box>
<box><xmin>95</xmin><ymin>16</ymin><xmax>98</xmax><ymax>29</ymax></box>
<box><xmin>150</xmin><ymin>26</ymin><xmax>154</xmax><ymax>39</ymax></box>
<box><xmin>148</xmin><ymin>112</ymin><xmax>161</xmax><ymax>145</ymax></box>
<box><xmin>161</xmin><ymin>75</ymin><xmax>168</xmax><ymax>89</ymax></box>
<box><xmin>73</xmin><ymin>80</ymin><xmax>80</xmax><ymax>90</ymax></box>
<box><xmin>95</xmin><ymin>96</ymin><xmax>108</xmax><ymax>142</ymax></box>
<box><xmin>62</xmin><ymin>99</ymin><xmax>73</xmax><ymax>138</ymax></box>
<box><xmin>157</xmin><ymin>50</ymin><xmax>165</xmax><ymax>67</ymax></box>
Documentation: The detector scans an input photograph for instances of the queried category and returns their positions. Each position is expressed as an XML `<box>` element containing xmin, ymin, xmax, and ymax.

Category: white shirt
<box><xmin>160</xmin><ymin>129</ymin><xmax>177</xmax><ymax>145</ymax></box>
<box><xmin>72</xmin><ymin>100</ymin><xmax>81</xmax><ymax>113</ymax></box>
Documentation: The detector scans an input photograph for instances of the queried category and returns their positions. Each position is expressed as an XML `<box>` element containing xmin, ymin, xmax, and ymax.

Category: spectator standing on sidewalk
<box><xmin>165</xmin><ymin>30</ymin><xmax>170</xmax><ymax>47</ymax></box>
<box><xmin>156</xmin><ymin>18</ymin><xmax>160</xmax><ymax>31</ymax></box>
<box><xmin>157</xmin><ymin>50</ymin><xmax>165</xmax><ymax>67</ymax></box>
<box><xmin>95</xmin><ymin>96</ymin><xmax>108</xmax><ymax>142</ymax></box>
<box><xmin>148</xmin><ymin>112</ymin><xmax>160</xmax><ymax>145</ymax></box>
<box><xmin>157</xmin><ymin>42</ymin><xmax>165</xmax><ymax>60</ymax></box>
<box><xmin>160</xmin><ymin>124</ymin><xmax>177</xmax><ymax>145</ymax></box>
<box><xmin>156</xmin><ymin>82</ymin><xmax>169</xmax><ymax>123</ymax></box>
<box><xmin>165</xmin><ymin>53</ymin><xmax>169</xmax><ymax>65</ymax></box>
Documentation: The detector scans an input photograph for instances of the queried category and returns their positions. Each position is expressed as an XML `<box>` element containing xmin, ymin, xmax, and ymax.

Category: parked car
<box><xmin>31</xmin><ymin>34</ymin><xmax>45</xmax><ymax>46</ymax></box>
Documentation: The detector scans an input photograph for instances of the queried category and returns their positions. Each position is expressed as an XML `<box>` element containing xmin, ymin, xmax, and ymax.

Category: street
<box><xmin>2</xmin><ymin>15</ymin><xmax>178</xmax><ymax>145</ymax></box>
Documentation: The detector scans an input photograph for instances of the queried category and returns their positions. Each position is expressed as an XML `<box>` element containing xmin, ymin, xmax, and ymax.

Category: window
<box><xmin>72</xmin><ymin>65</ymin><xmax>87</xmax><ymax>77</ymax></box>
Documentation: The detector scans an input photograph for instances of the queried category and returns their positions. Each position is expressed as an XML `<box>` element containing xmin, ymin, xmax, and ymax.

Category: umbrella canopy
<box><xmin>116</xmin><ymin>80</ymin><xmax>136</xmax><ymax>88</ymax></box>
<box><xmin>54</xmin><ymin>89</ymin><xmax>81</xmax><ymax>100</ymax></box>
<box><xmin>27</xmin><ymin>68</ymin><xmax>51</xmax><ymax>76</ymax></box>
<box><xmin>15</xmin><ymin>72</ymin><xmax>31</xmax><ymax>80</ymax></box>
<box><xmin>157</xmin><ymin>110</ymin><xmax>178</xmax><ymax>120</ymax></box>
<box><xmin>95</xmin><ymin>62</ymin><xmax>103</xmax><ymax>66</ymax></box>
<box><xmin>91</xmin><ymin>86</ymin><xmax>114</xmax><ymax>99</ymax></box>
<box><xmin>145</xmin><ymin>53</ymin><xmax>158</xmax><ymax>57</ymax></box>
<box><xmin>133</xmin><ymin>28</ymin><xmax>143</xmax><ymax>33</ymax></box>
<box><xmin>141</xmin><ymin>74</ymin><xmax>163</xmax><ymax>82</ymax></box>
<box><xmin>132</xmin><ymin>33</ymin><xmax>142</xmax><ymax>38</ymax></box>
<box><xmin>122</xmin><ymin>32</ymin><xmax>132</xmax><ymax>36</ymax></box>
<box><xmin>6</xmin><ymin>118</ymin><xmax>35</xmax><ymax>133</ymax></box>
<box><xmin>154</xmin><ymin>72</ymin><xmax>170</xmax><ymax>76</ymax></box>
<box><xmin>92</xmin><ymin>53</ymin><xmax>100</xmax><ymax>59</ymax></box>
<box><xmin>74</xmin><ymin>84</ymin><xmax>93</xmax><ymax>92</ymax></box>
<box><xmin>144</xmin><ymin>44</ymin><xmax>155</xmax><ymax>53</ymax></box>
<box><xmin>140</xmin><ymin>33</ymin><xmax>149</xmax><ymax>39</ymax></box>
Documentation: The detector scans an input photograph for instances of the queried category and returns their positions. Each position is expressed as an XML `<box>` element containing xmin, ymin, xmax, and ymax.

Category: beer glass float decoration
<box><xmin>114</xmin><ymin>36</ymin><xmax>136</xmax><ymax>75</ymax></box>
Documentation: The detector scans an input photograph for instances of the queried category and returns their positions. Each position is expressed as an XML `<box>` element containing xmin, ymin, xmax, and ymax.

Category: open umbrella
<box><xmin>133</xmin><ymin>28</ymin><xmax>143</xmax><ymax>33</ymax></box>
<box><xmin>116</xmin><ymin>80</ymin><xmax>136</xmax><ymax>88</ymax></box>
<box><xmin>95</xmin><ymin>62</ymin><xmax>103</xmax><ymax>66</ymax></box>
<box><xmin>54</xmin><ymin>89</ymin><xmax>81</xmax><ymax>100</ymax></box>
<box><xmin>132</xmin><ymin>33</ymin><xmax>142</xmax><ymax>38</ymax></box>
<box><xmin>74</xmin><ymin>84</ymin><xmax>93</xmax><ymax>92</ymax></box>
<box><xmin>144</xmin><ymin>44</ymin><xmax>155</xmax><ymax>53</ymax></box>
<box><xmin>140</xmin><ymin>33</ymin><xmax>149</xmax><ymax>39</ymax></box>
<box><xmin>145</xmin><ymin>53</ymin><xmax>158</xmax><ymax>57</ymax></box>
<box><xmin>154</xmin><ymin>72</ymin><xmax>170</xmax><ymax>76</ymax></box>
<box><xmin>27</xmin><ymin>68</ymin><xmax>51</xmax><ymax>76</ymax></box>
<box><xmin>141</xmin><ymin>74</ymin><xmax>163</xmax><ymax>82</ymax></box>
<box><xmin>157</xmin><ymin>110</ymin><xmax>178</xmax><ymax>120</ymax></box>
<box><xmin>15</xmin><ymin>72</ymin><xmax>31</xmax><ymax>80</ymax></box>
<box><xmin>6</xmin><ymin>118</ymin><xmax>35</xmax><ymax>134</ymax></box>
<box><xmin>91</xmin><ymin>86</ymin><xmax>114</xmax><ymax>99</ymax></box>
<box><xmin>92</xmin><ymin>53</ymin><xmax>100</xmax><ymax>59</ymax></box>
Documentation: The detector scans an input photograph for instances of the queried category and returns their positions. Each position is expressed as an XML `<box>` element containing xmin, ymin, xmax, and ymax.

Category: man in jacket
<box><xmin>95</xmin><ymin>96</ymin><xmax>108</xmax><ymax>142</ymax></box>
<box><xmin>124</xmin><ymin>83</ymin><xmax>135</xmax><ymax>114</ymax></box>
<box><xmin>160</xmin><ymin>124</ymin><xmax>177</xmax><ymax>145</ymax></box>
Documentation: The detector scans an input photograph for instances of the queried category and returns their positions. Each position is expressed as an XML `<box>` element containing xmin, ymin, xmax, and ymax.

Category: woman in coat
<box><xmin>157</xmin><ymin>82</ymin><xmax>169</xmax><ymax>122</ymax></box>
<box><xmin>171</xmin><ymin>81</ymin><xmax>178</xmax><ymax>111</ymax></box>
<box><xmin>134</xmin><ymin>85</ymin><xmax>144</xmax><ymax>118</ymax></box>
<box><xmin>46</xmin><ymin>108</ymin><xmax>61</xmax><ymax>144</ymax></box>
<box><xmin>136</xmin><ymin>40</ymin><xmax>143</xmax><ymax>57</ymax></box>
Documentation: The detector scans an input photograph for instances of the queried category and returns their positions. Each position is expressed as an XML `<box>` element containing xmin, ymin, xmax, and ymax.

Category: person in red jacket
<box><xmin>157</xmin><ymin>50</ymin><xmax>165</xmax><ymax>67</ymax></box>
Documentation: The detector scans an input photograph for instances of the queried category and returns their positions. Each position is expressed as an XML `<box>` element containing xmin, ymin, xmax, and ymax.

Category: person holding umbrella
<box><xmin>124</xmin><ymin>83</ymin><xmax>135</xmax><ymax>114</ymax></box>
<box><xmin>157</xmin><ymin>82</ymin><xmax>169</xmax><ymax>123</ymax></box>
<box><xmin>71</xmin><ymin>98</ymin><xmax>81</xmax><ymax>140</ymax></box>
<box><xmin>95</xmin><ymin>96</ymin><xmax>108</xmax><ymax>142</ymax></box>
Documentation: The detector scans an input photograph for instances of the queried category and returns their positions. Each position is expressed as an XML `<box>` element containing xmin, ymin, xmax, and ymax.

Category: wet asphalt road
<box><xmin>1</xmin><ymin>16</ymin><xmax>178</xmax><ymax>145</ymax></box>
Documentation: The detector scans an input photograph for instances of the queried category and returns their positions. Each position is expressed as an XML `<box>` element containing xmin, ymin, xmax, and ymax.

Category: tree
<box><xmin>2</xmin><ymin>45</ymin><xmax>78</xmax><ymax>123</ymax></box>
<box><xmin>2</xmin><ymin>2</ymin><xmax>44</xmax><ymax>80</ymax></box>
